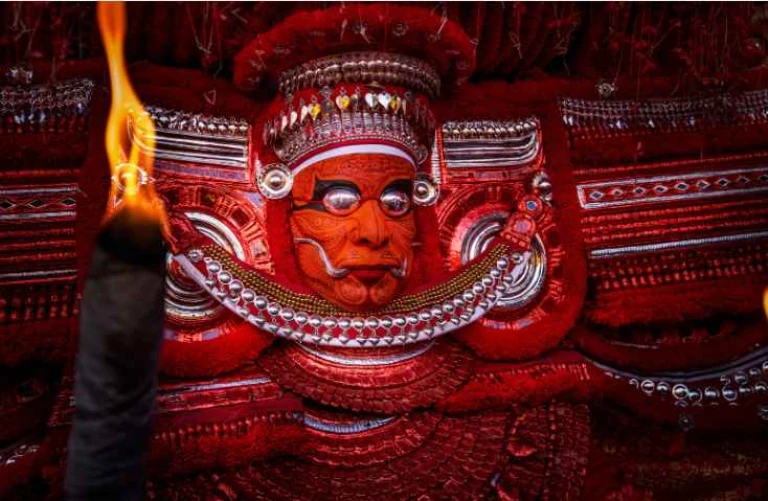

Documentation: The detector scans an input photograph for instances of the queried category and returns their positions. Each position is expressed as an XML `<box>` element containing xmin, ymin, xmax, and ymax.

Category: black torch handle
<box><xmin>65</xmin><ymin>207</ymin><xmax>166</xmax><ymax>501</ymax></box>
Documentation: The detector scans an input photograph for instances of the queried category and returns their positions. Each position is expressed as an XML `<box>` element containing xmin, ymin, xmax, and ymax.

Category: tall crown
<box><xmin>256</xmin><ymin>52</ymin><xmax>438</xmax><ymax>201</ymax></box>
<box><xmin>235</xmin><ymin>4</ymin><xmax>476</xmax><ymax>202</ymax></box>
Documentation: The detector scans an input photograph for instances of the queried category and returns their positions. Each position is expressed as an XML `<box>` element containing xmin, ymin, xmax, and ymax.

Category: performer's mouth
<box><xmin>348</xmin><ymin>267</ymin><xmax>389</xmax><ymax>285</ymax></box>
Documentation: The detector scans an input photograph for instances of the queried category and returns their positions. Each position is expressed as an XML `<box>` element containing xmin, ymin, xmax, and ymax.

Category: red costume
<box><xmin>1</xmin><ymin>3</ymin><xmax>768</xmax><ymax>500</ymax></box>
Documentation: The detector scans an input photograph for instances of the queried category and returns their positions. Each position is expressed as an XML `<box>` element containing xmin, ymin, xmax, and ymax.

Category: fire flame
<box><xmin>98</xmin><ymin>1</ymin><xmax>164</xmax><ymax>223</ymax></box>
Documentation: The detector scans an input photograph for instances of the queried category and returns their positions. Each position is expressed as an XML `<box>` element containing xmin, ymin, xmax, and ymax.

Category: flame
<box><xmin>98</xmin><ymin>1</ymin><xmax>164</xmax><ymax>223</ymax></box>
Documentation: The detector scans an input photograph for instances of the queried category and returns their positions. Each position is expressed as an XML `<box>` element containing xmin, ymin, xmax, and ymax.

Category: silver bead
<box><xmin>364</xmin><ymin>317</ymin><xmax>379</xmax><ymax>329</ymax></box>
<box><xmin>721</xmin><ymin>386</ymin><xmax>737</xmax><ymax>402</ymax></box>
<box><xmin>309</xmin><ymin>316</ymin><xmax>322</xmax><ymax>328</ymax></box>
<box><xmin>442</xmin><ymin>302</ymin><xmax>454</xmax><ymax>313</ymax></box>
<box><xmin>381</xmin><ymin>317</ymin><xmax>393</xmax><ymax>328</ymax></box>
<box><xmin>704</xmin><ymin>387</ymin><xmax>719</xmax><ymax>400</ymax></box>
<box><xmin>672</xmin><ymin>384</ymin><xmax>688</xmax><ymax>400</ymax></box>
<box><xmin>512</xmin><ymin>253</ymin><xmax>524</xmax><ymax>264</ymax></box>
<box><xmin>481</xmin><ymin>276</ymin><xmax>493</xmax><ymax>287</ymax></box>
<box><xmin>280</xmin><ymin>309</ymin><xmax>295</xmax><ymax>321</ymax></box>
<box><xmin>656</xmin><ymin>382</ymin><xmax>671</xmax><ymax>395</ymax></box>
<box><xmin>641</xmin><ymin>380</ymin><xmax>655</xmax><ymax>395</ymax></box>
<box><xmin>419</xmin><ymin>310</ymin><xmax>431</xmax><ymax>321</ymax></box>
<box><xmin>188</xmin><ymin>249</ymin><xmax>203</xmax><ymax>262</ymax></box>
<box><xmin>207</xmin><ymin>262</ymin><xmax>221</xmax><ymax>273</ymax></box>
<box><xmin>351</xmin><ymin>318</ymin><xmax>364</xmax><ymax>329</ymax></box>
<box><xmin>490</xmin><ymin>269</ymin><xmax>502</xmax><ymax>278</ymax></box>
<box><xmin>394</xmin><ymin>317</ymin><xmax>407</xmax><ymax>327</ymax></box>
<box><xmin>734</xmin><ymin>372</ymin><xmax>748</xmax><ymax>385</ymax></box>
<box><xmin>339</xmin><ymin>318</ymin><xmax>351</xmax><ymax>329</ymax></box>
<box><xmin>472</xmin><ymin>283</ymin><xmax>485</xmax><ymax>295</ymax></box>
<box><xmin>218</xmin><ymin>271</ymin><xmax>232</xmax><ymax>284</ymax></box>
<box><xmin>295</xmin><ymin>312</ymin><xmax>308</xmax><ymax>324</ymax></box>
<box><xmin>229</xmin><ymin>280</ymin><xmax>243</xmax><ymax>295</ymax></box>
<box><xmin>687</xmin><ymin>388</ymin><xmax>702</xmax><ymax>403</ymax></box>
<box><xmin>497</xmin><ymin>257</ymin><xmax>509</xmax><ymax>270</ymax></box>
<box><xmin>242</xmin><ymin>289</ymin><xmax>255</xmax><ymax>302</ymax></box>
<box><xmin>322</xmin><ymin>318</ymin><xmax>337</xmax><ymax>329</ymax></box>
<box><xmin>406</xmin><ymin>314</ymin><xmax>419</xmax><ymax>325</ymax></box>
<box><xmin>462</xmin><ymin>291</ymin><xmax>475</xmax><ymax>302</ymax></box>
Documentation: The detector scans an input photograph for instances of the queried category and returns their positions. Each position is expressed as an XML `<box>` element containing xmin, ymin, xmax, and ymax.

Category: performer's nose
<box><xmin>351</xmin><ymin>200</ymin><xmax>389</xmax><ymax>248</ymax></box>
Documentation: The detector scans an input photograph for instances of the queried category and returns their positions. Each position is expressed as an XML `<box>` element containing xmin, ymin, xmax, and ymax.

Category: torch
<box><xmin>65</xmin><ymin>3</ymin><xmax>167</xmax><ymax>500</ymax></box>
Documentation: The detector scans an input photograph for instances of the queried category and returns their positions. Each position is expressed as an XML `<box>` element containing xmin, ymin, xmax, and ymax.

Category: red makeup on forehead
<box><xmin>292</xmin><ymin>153</ymin><xmax>414</xmax><ymax>199</ymax></box>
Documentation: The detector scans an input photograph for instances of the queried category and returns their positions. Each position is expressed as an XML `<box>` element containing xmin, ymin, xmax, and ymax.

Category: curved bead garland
<box><xmin>173</xmin><ymin>244</ymin><xmax>530</xmax><ymax>348</ymax></box>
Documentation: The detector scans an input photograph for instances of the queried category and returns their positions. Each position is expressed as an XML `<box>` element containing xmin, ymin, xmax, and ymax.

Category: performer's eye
<box><xmin>380</xmin><ymin>188</ymin><xmax>410</xmax><ymax>217</ymax></box>
<box><xmin>322</xmin><ymin>187</ymin><xmax>361</xmax><ymax>216</ymax></box>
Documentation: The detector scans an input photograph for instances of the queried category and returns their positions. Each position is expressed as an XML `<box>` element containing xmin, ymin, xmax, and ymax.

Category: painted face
<box><xmin>289</xmin><ymin>153</ymin><xmax>416</xmax><ymax>311</ymax></box>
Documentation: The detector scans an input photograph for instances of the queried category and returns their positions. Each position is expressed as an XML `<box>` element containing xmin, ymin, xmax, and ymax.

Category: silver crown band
<box><xmin>278</xmin><ymin>52</ymin><xmax>440</xmax><ymax>99</ymax></box>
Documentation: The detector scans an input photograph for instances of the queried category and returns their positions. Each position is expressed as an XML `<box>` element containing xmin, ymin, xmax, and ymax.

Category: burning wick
<box><xmin>65</xmin><ymin>3</ymin><xmax>167</xmax><ymax>500</ymax></box>
<box><xmin>98</xmin><ymin>0</ymin><xmax>165</xmax><ymax>223</ymax></box>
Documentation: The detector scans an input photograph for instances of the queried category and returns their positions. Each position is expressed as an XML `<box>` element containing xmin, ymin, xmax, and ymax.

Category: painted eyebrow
<box><xmin>384</xmin><ymin>179</ymin><xmax>413</xmax><ymax>193</ymax></box>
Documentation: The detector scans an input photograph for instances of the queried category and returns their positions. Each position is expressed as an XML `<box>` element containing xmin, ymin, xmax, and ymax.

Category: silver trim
<box><xmin>460</xmin><ymin>213</ymin><xmax>546</xmax><ymax>309</ymax></box>
<box><xmin>303</xmin><ymin>414</ymin><xmax>396</xmax><ymax>434</ymax></box>
<box><xmin>0</xmin><ymin>269</ymin><xmax>77</xmax><ymax>281</ymax></box>
<box><xmin>0</xmin><ymin>186</ymin><xmax>77</xmax><ymax>196</ymax></box>
<box><xmin>298</xmin><ymin>341</ymin><xmax>434</xmax><ymax>366</ymax></box>
<box><xmin>0</xmin><ymin>211</ymin><xmax>75</xmax><ymax>221</ymax></box>
<box><xmin>159</xmin><ymin>376</ymin><xmax>271</xmax><ymax>395</ymax></box>
<box><xmin>590</xmin><ymin>230</ymin><xmax>768</xmax><ymax>259</ymax></box>
<box><xmin>578</xmin><ymin>166</ymin><xmax>768</xmax><ymax>209</ymax></box>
